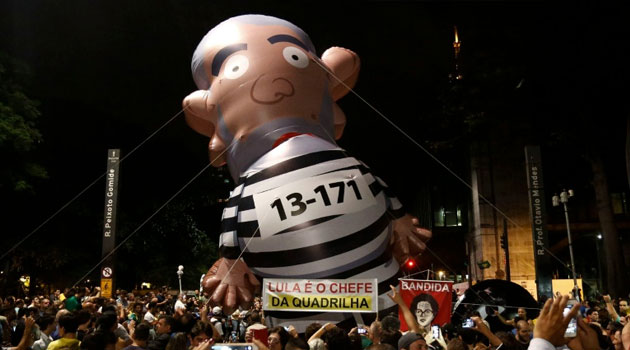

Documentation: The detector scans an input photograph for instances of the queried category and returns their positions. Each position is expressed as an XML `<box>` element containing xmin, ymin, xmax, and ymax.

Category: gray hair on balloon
<box><xmin>191</xmin><ymin>14</ymin><xmax>316</xmax><ymax>90</ymax></box>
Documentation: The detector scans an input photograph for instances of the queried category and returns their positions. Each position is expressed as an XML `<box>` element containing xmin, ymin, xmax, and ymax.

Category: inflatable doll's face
<box><xmin>199</xmin><ymin>23</ymin><xmax>328</xmax><ymax>140</ymax></box>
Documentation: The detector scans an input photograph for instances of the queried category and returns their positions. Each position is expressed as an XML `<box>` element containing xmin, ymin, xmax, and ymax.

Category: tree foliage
<box><xmin>0</xmin><ymin>52</ymin><xmax>47</xmax><ymax>193</ymax></box>
<box><xmin>114</xmin><ymin>172</ymin><xmax>230</xmax><ymax>290</ymax></box>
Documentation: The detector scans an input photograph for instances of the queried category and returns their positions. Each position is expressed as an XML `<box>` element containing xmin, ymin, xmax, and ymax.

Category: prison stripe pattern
<box><xmin>218</xmin><ymin>136</ymin><xmax>404</xmax><ymax>328</ymax></box>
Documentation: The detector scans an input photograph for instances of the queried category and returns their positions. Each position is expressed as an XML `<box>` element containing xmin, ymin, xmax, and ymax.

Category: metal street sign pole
<box><xmin>101</xmin><ymin>149</ymin><xmax>120</xmax><ymax>298</ymax></box>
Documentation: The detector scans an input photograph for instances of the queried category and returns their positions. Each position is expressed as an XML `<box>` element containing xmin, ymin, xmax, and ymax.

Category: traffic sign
<box><xmin>101</xmin><ymin>278</ymin><xmax>113</xmax><ymax>298</ymax></box>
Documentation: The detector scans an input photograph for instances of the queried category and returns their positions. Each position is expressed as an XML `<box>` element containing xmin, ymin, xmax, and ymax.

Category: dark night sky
<box><xmin>1</xmin><ymin>1</ymin><xmax>628</xmax><ymax>285</ymax></box>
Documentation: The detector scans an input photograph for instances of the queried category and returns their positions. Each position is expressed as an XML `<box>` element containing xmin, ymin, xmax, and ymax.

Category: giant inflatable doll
<box><xmin>183</xmin><ymin>14</ymin><xmax>431</xmax><ymax>329</ymax></box>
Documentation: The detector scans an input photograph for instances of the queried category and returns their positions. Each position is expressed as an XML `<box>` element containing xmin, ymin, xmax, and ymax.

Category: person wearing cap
<box><xmin>398</xmin><ymin>332</ymin><xmax>428</xmax><ymax>350</ymax></box>
<box><xmin>210</xmin><ymin>307</ymin><xmax>225</xmax><ymax>338</ymax></box>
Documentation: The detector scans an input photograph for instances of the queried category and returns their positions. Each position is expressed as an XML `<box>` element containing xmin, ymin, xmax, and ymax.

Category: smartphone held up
<box><xmin>563</xmin><ymin>299</ymin><xmax>578</xmax><ymax>338</ymax></box>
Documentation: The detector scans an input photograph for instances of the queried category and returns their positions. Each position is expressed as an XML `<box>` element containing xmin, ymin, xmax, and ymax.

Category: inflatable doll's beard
<box><xmin>220</xmin><ymin>87</ymin><xmax>336</xmax><ymax>181</ymax></box>
<box><xmin>225</xmin><ymin>116</ymin><xmax>335</xmax><ymax>182</ymax></box>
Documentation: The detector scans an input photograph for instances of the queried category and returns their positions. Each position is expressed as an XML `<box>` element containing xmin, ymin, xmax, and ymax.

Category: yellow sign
<box><xmin>552</xmin><ymin>279</ymin><xmax>583</xmax><ymax>299</ymax></box>
<box><xmin>101</xmin><ymin>278</ymin><xmax>113</xmax><ymax>298</ymax></box>
<box><xmin>267</xmin><ymin>293</ymin><xmax>372</xmax><ymax>311</ymax></box>
<box><xmin>511</xmin><ymin>279</ymin><xmax>583</xmax><ymax>300</ymax></box>
<box><xmin>262</xmin><ymin>278</ymin><xmax>378</xmax><ymax>313</ymax></box>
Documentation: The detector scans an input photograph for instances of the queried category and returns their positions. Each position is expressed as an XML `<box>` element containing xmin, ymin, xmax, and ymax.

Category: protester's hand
<box><xmin>621</xmin><ymin>318</ymin><xmax>630</xmax><ymax>350</ymax></box>
<box><xmin>115</xmin><ymin>337</ymin><xmax>127</xmax><ymax>350</ymax></box>
<box><xmin>387</xmin><ymin>285</ymin><xmax>404</xmax><ymax>305</ymax></box>
<box><xmin>349</xmin><ymin>326</ymin><xmax>368</xmax><ymax>336</ymax></box>
<box><xmin>245</xmin><ymin>329</ymin><xmax>253</xmax><ymax>343</ymax></box>
<box><xmin>603</xmin><ymin>295</ymin><xmax>612</xmax><ymax>303</ymax></box>
<box><xmin>193</xmin><ymin>338</ymin><xmax>215</xmax><ymax>350</ymax></box>
<box><xmin>24</xmin><ymin>316</ymin><xmax>35</xmax><ymax>331</ymax></box>
<box><xmin>473</xmin><ymin>343</ymin><xmax>488</xmax><ymax>350</ymax></box>
<box><xmin>323</xmin><ymin>322</ymin><xmax>336</xmax><ymax>331</ymax></box>
<box><xmin>534</xmin><ymin>295</ymin><xmax>580</xmax><ymax>346</ymax></box>
<box><xmin>390</xmin><ymin>214</ymin><xmax>432</xmax><ymax>264</ymax></box>
<box><xmin>18</xmin><ymin>316</ymin><xmax>36</xmax><ymax>348</ymax></box>
<box><xmin>287</xmin><ymin>325</ymin><xmax>298</xmax><ymax>338</ymax></box>
<box><xmin>570</xmin><ymin>318</ymin><xmax>599</xmax><ymax>350</ymax></box>
<box><xmin>200</xmin><ymin>303</ymin><xmax>209</xmax><ymax>321</ymax></box>
<box><xmin>253</xmin><ymin>339</ymin><xmax>270</xmax><ymax>350</ymax></box>
<box><xmin>470</xmin><ymin>316</ymin><xmax>491</xmax><ymax>335</ymax></box>
<box><xmin>356</xmin><ymin>326</ymin><xmax>370</xmax><ymax>336</ymax></box>
<box><xmin>202</xmin><ymin>258</ymin><xmax>260</xmax><ymax>314</ymax></box>
<box><xmin>24</xmin><ymin>316</ymin><xmax>35</xmax><ymax>343</ymax></box>
<box><xmin>128</xmin><ymin>320</ymin><xmax>136</xmax><ymax>338</ymax></box>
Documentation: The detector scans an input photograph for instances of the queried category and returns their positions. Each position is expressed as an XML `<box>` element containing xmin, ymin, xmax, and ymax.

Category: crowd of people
<box><xmin>0</xmin><ymin>285</ymin><xmax>629</xmax><ymax>350</ymax></box>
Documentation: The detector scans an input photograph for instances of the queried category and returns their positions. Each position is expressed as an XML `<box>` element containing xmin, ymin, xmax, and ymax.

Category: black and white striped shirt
<box><xmin>219</xmin><ymin>135</ymin><xmax>404</xmax><ymax>328</ymax></box>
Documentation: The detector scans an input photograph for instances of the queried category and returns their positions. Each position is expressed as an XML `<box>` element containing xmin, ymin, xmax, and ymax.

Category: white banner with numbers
<box><xmin>253</xmin><ymin>169</ymin><xmax>377</xmax><ymax>239</ymax></box>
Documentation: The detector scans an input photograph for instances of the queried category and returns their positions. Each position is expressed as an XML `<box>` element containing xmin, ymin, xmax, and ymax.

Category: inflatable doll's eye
<box><xmin>223</xmin><ymin>54</ymin><xmax>249</xmax><ymax>79</ymax></box>
<box><xmin>282</xmin><ymin>47</ymin><xmax>309</xmax><ymax>68</ymax></box>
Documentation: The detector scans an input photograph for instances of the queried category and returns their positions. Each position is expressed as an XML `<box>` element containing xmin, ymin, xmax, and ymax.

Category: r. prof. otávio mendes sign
<box><xmin>262</xmin><ymin>278</ymin><xmax>378</xmax><ymax>313</ymax></box>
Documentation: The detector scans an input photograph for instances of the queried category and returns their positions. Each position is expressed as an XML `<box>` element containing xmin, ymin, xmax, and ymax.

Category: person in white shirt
<box><xmin>32</xmin><ymin>315</ymin><xmax>56</xmax><ymax>350</ymax></box>
<box><xmin>527</xmin><ymin>295</ymin><xmax>598</xmax><ymax>350</ymax></box>
<box><xmin>144</xmin><ymin>302</ymin><xmax>158</xmax><ymax>325</ymax></box>
<box><xmin>174</xmin><ymin>294</ymin><xmax>187</xmax><ymax>314</ymax></box>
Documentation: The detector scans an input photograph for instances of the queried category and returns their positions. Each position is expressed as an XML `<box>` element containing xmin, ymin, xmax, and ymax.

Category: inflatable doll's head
<box><xmin>183</xmin><ymin>15</ymin><xmax>360</xmax><ymax>179</ymax></box>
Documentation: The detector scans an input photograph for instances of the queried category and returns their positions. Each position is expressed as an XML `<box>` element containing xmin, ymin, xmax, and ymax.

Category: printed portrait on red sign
<box><xmin>398</xmin><ymin>279</ymin><xmax>453</xmax><ymax>332</ymax></box>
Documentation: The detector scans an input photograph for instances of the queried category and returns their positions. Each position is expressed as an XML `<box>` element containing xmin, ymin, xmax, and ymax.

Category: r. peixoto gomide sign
<box><xmin>262</xmin><ymin>278</ymin><xmax>378</xmax><ymax>313</ymax></box>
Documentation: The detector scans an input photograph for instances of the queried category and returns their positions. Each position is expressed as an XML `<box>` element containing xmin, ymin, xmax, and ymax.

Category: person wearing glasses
<box><xmin>409</xmin><ymin>294</ymin><xmax>439</xmax><ymax>333</ymax></box>
<box><xmin>267</xmin><ymin>327</ymin><xmax>289</xmax><ymax>350</ymax></box>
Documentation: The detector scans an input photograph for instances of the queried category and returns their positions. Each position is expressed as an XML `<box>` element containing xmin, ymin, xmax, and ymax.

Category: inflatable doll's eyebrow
<box><xmin>267</xmin><ymin>34</ymin><xmax>308</xmax><ymax>51</ymax></box>
<box><xmin>212</xmin><ymin>43</ymin><xmax>248</xmax><ymax>76</ymax></box>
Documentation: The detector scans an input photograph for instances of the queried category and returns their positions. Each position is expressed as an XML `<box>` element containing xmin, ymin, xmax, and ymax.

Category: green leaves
<box><xmin>0</xmin><ymin>52</ymin><xmax>47</xmax><ymax>193</ymax></box>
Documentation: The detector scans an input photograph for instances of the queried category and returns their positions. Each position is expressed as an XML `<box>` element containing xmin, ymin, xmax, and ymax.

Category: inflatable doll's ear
<box><xmin>321</xmin><ymin>47</ymin><xmax>360</xmax><ymax>101</ymax></box>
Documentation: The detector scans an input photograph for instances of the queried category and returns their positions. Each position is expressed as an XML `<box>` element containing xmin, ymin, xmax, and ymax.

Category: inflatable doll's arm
<box><xmin>202</xmin><ymin>258</ymin><xmax>260</xmax><ymax>314</ymax></box>
<box><xmin>372</xmin><ymin>175</ymin><xmax>432</xmax><ymax>264</ymax></box>
<box><xmin>391</xmin><ymin>214</ymin><xmax>432</xmax><ymax>265</ymax></box>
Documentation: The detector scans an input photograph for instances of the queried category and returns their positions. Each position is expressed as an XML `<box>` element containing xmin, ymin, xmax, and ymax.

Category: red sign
<box><xmin>398</xmin><ymin>279</ymin><xmax>453</xmax><ymax>332</ymax></box>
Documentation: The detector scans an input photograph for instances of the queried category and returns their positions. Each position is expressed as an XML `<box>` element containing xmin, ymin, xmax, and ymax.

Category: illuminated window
<box><xmin>434</xmin><ymin>205</ymin><xmax>463</xmax><ymax>227</ymax></box>
<box><xmin>611</xmin><ymin>192</ymin><xmax>628</xmax><ymax>214</ymax></box>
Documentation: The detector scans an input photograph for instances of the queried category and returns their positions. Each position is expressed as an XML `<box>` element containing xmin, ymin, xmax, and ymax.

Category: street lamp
<box><xmin>177</xmin><ymin>265</ymin><xmax>184</xmax><ymax>295</ymax></box>
<box><xmin>594</xmin><ymin>233</ymin><xmax>603</xmax><ymax>292</ymax></box>
<box><xmin>552</xmin><ymin>189</ymin><xmax>579</xmax><ymax>300</ymax></box>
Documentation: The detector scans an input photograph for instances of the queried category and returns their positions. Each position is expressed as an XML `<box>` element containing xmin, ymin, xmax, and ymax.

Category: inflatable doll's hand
<box><xmin>202</xmin><ymin>258</ymin><xmax>260</xmax><ymax>313</ymax></box>
<box><xmin>390</xmin><ymin>214</ymin><xmax>432</xmax><ymax>264</ymax></box>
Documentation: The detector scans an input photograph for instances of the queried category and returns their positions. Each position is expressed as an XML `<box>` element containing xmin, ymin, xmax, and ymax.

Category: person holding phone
<box><xmin>527</xmin><ymin>295</ymin><xmax>601</xmax><ymax>350</ymax></box>
<box><xmin>426</xmin><ymin>325</ymin><xmax>448</xmax><ymax>350</ymax></box>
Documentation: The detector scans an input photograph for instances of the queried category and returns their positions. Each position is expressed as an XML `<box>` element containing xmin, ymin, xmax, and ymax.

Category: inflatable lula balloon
<box><xmin>183</xmin><ymin>14</ymin><xmax>431</xmax><ymax>329</ymax></box>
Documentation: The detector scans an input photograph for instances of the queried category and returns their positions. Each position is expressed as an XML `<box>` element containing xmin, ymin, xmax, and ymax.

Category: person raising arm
<box><xmin>387</xmin><ymin>285</ymin><xmax>422</xmax><ymax>334</ymax></box>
